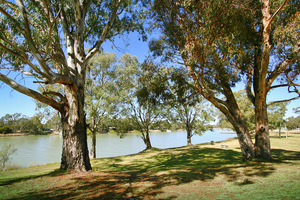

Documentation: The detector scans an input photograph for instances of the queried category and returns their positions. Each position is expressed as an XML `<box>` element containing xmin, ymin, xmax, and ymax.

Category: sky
<box><xmin>0</xmin><ymin>32</ymin><xmax>299</xmax><ymax>119</ymax></box>
<box><xmin>0</xmin><ymin>32</ymin><xmax>152</xmax><ymax>118</ymax></box>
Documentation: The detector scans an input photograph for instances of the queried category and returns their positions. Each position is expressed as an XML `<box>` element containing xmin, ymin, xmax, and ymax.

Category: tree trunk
<box><xmin>185</xmin><ymin>52</ymin><xmax>255</xmax><ymax>160</ymax></box>
<box><xmin>211</xmin><ymin>98</ymin><xmax>255</xmax><ymax>160</ymax></box>
<box><xmin>142</xmin><ymin>130</ymin><xmax>152</xmax><ymax>150</ymax></box>
<box><xmin>60</xmin><ymin>85</ymin><xmax>92</xmax><ymax>171</ymax></box>
<box><xmin>254</xmin><ymin>99</ymin><xmax>271</xmax><ymax>159</ymax></box>
<box><xmin>279</xmin><ymin>123</ymin><xmax>281</xmax><ymax>139</ymax></box>
<box><xmin>215</xmin><ymin>86</ymin><xmax>255</xmax><ymax>160</ymax></box>
<box><xmin>251</xmin><ymin>0</ymin><xmax>272</xmax><ymax>161</ymax></box>
<box><xmin>186</xmin><ymin>124</ymin><xmax>192</xmax><ymax>146</ymax></box>
<box><xmin>90</xmin><ymin>131</ymin><xmax>96</xmax><ymax>159</ymax></box>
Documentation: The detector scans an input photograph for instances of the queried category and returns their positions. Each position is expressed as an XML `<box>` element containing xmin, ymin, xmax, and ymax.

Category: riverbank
<box><xmin>0</xmin><ymin>131</ymin><xmax>60</xmax><ymax>137</ymax></box>
<box><xmin>1</xmin><ymin>132</ymin><xmax>299</xmax><ymax>199</ymax></box>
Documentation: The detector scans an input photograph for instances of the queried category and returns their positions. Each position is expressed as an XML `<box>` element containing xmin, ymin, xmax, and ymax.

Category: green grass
<box><xmin>0</xmin><ymin>134</ymin><xmax>299</xmax><ymax>199</ymax></box>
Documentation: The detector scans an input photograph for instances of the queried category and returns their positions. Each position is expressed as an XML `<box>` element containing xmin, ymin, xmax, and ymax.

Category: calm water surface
<box><xmin>0</xmin><ymin>129</ymin><xmax>236</xmax><ymax>167</ymax></box>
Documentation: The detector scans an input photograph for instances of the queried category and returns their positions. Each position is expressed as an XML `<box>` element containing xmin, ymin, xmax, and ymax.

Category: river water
<box><xmin>0</xmin><ymin>129</ymin><xmax>236</xmax><ymax>167</ymax></box>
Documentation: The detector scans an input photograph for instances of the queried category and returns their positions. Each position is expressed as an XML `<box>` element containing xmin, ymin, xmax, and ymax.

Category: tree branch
<box><xmin>246</xmin><ymin>68</ymin><xmax>255</xmax><ymax>105</ymax></box>
<box><xmin>268</xmin><ymin>96</ymin><xmax>300</xmax><ymax>106</ymax></box>
<box><xmin>265</xmin><ymin>0</ymin><xmax>289</xmax><ymax>31</ymax></box>
<box><xmin>0</xmin><ymin>5</ymin><xmax>24</xmax><ymax>33</ymax></box>
<box><xmin>15</xmin><ymin>0</ymin><xmax>54</xmax><ymax>78</ymax></box>
<box><xmin>0</xmin><ymin>72</ymin><xmax>63</xmax><ymax>112</ymax></box>
<box><xmin>269</xmin><ymin>84</ymin><xmax>300</xmax><ymax>90</ymax></box>
<box><xmin>42</xmin><ymin>91</ymin><xmax>66</xmax><ymax>103</ymax></box>
<box><xmin>85</xmin><ymin>0</ymin><xmax>122</xmax><ymax>64</ymax></box>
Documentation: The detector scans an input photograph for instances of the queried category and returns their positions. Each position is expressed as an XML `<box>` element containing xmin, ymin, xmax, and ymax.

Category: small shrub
<box><xmin>0</xmin><ymin>144</ymin><xmax>17</xmax><ymax>171</ymax></box>
<box><xmin>211</xmin><ymin>140</ymin><xmax>215</xmax><ymax>145</ymax></box>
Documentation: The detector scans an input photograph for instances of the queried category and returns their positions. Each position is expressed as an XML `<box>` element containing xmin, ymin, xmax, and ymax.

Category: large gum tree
<box><xmin>246</xmin><ymin>0</ymin><xmax>300</xmax><ymax>159</ymax></box>
<box><xmin>151</xmin><ymin>0</ymin><xmax>257</xmax><ymax>160</ymax></box>
<box><xmin>0</xmin><ymin>0</ymin><xmax>147</xmax><ymax>171</ymax></box>
<box><xmin>151</xmin><ymin>0</ymin><xmax>299</xmax><ymax>160</ymax></box>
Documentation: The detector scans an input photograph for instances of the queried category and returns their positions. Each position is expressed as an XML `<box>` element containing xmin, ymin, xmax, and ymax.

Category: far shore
<box><xmin>0</xmin><ymin>131</ymin><xmax>60</xmax><ymax>137</ymax></box>
<box><xmin>1</xmin><ymin>129</ymin><xmax>299</xmax><ymax>137</ymax></box>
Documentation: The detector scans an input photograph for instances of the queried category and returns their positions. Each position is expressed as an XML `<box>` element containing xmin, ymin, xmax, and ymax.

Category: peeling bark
<box><xmin>60</xmin><ymin>84</ymin><xmax>91</xmax><ymax>171</ymax></box>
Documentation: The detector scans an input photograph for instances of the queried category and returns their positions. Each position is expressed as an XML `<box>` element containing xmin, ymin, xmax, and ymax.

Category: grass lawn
<box><xmin>0</xmin><ymin>132</ymin><xmax>299</xmax><ymax>199</ymax></box>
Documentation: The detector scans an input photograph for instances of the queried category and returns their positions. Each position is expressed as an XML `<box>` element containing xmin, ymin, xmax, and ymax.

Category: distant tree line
<box><xmin>0</xmin><ymin>113</ymin><xmax>58</xmax><ymax>134</ymax></box>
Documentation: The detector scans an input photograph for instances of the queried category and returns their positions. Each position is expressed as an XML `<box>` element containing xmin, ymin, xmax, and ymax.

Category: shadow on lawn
<box><xmin>0</xmin><ymin>168</ymin><xmax>61</xmax><ymax>186</ymax></box>
<box><xmin>6</xmin><ymin>147</ymin><xmax>300</xmax><ymax>200</ymax></box>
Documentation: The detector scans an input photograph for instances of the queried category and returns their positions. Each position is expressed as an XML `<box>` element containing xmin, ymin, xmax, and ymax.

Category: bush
<box><xmin>0</xmin><ymin>144</ymin><xmax>17</xmax><ymax>171</ymax></box>
<box><xmin>0</xmin><ymin>126</ymin><xmax>12</xmax><ymax>134</ymax></box>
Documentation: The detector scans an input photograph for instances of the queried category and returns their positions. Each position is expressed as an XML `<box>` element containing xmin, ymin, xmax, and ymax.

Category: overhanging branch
<box><xmin>268</xmin><ymin>96</ymin><xmax>300</xmax><ymax>106</ymax></box>
<box><xmin>0</xmin><ymin>72</ymin><xmax>63</xmax><ymax>112</ymax></box>
<box><xmin>269</xmin><ymin>84</ymin><xmax>300</xmax><ymax>90</ymax></box>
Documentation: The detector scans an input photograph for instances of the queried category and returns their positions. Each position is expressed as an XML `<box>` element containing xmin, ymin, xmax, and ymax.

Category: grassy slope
<box><xmin>0</xmin><ymin>133</ymin><xmax>299</xmax><ymax>200</ymax></box>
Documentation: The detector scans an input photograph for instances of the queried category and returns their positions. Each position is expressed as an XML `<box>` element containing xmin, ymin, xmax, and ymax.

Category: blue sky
<box><xmin>0</xmin><ymin>32</ymin><xmax>151</xmax><ymax>118</ymax></box>
<box><xmin>0</xmin><ymin>31</ymin><xmax>299</xmax><ymax>119</ymax></box>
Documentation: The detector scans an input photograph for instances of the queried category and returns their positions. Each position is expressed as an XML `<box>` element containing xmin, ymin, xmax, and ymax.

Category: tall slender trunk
<box><xmin>279</xmin><ymin>123</ymin><xmax>281</xmax><ymax>139</ymax></box>
<box><xmin>251</xmin><ymin>0</ymin><xmax>272</xmax><ymax>160</ymax></box>
<box><xmin>90</xmin><ymin>131</ymin><xmax>96</xmax><ymax>159</ymax></box>
<box><xmin>186</xmin><ymin>123</ymin><xmax>192</xmax><ymax>146</ymax></box>
<box><xmin>60</xmin><ymin>85</ymin><xmax>92</xmax><ymax>171</ymax></box>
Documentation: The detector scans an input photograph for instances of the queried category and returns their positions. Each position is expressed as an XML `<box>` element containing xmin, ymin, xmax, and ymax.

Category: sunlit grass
<box><xmin>0</xmin><ymin>133</ymin><xmax>299</xmax><ymax>199</ymax></box>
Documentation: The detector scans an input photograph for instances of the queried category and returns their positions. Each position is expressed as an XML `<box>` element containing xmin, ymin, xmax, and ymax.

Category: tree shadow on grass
<box><xmin>271</xmin><ymin>148</ymin><xmax>300</xmax><ymax>162</ymax></box>
<box><xmin>0</xmin><ymin>168</ymin><xmax>61</xmax><ymax>186</ymax></box>
<box><xmin>4</xmin><ymin>147</ymin><xmax>300</xmax><ymax>200</ymax></box>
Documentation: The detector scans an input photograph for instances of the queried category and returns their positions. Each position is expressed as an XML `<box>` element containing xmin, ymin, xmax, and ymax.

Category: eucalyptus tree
<box><xmin>129</xmin><ymin>59</ymin><xmax>171</xmax><ymax>149</ymax></box>
<box><xmin>267</xmin><ymin>102</ymin><xmax>288</xmax><ymax>138</ymax></box>
<box><xmin>85</xmin><ymin>52</ymin><xmax>139</xmax><ymax>158</ymax></box>
<box><xmin>245</xmin><ymin>0</ymin><xmax>300</xmax><ymax>158</ymax></box>
<box><xmin>169</xmin><ymin>71</ymin><xmax>213</xmax><ymax>145</ymax></box>
<box><xmin>150</xmin><ymin>0</ymin><xmax>256</xmax><ymax>160</ymax></box>
<box><xmin>0</xmin><ymin>0</ymin><xmax>148</xmax><ymax>171</ymax></box>
<box><xmin>151</xmin><ymin>0</ymin><xmax>299</xmax><ymax>160</ymax></box>
<box><xmin>86</xmin><ymin>52</ymin><xmax>118</xmax><ymax>159</ymax></box>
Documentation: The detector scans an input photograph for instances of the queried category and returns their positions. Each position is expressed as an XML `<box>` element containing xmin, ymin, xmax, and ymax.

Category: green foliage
<box><xmin>235</xmin><ymin>90</ymin><xmax>255</xmax><ymax>130</ymax></box>
<box><xmin>0</xmin><ymin>126</ymin><xmax>12</xmax><ymax>134</ymax></box>
<box><xmin>168</xmin><ymin>70</ymin><xmax>215</xmax><ymax>138</ymax></box>
<box><xmin>218</xmin><ymin>90</ymin><xmax>255</xmax><ymax>130</ymax></box>
<box><xmin>285</xmin><ymin>116</ymin><xmax>300</xmax><ymax>130</ymax></box>
<box><xmin>108</xmin><ymin>118</ymin><xmax>135</xmax><ymax>137</ymax></box>
<box><xmin>150</xmin><ymin>0</ymin><xmax>299</xmax><ymax>138</ymax></box>
<box><xmin>85</xmin><ymin>52</ymin><xmax>139</xmax><ymax>134</ymax></box>
<box><xmin>125</xmin><ymin>58</ymin><xmax>172</xmax><ymax>148</ymax></box>
<box><xmin>0</xmin><ymin>113</ymin><xmax>45</xmax><ymax>133</ymax></box>
<box><xmin>0</xmin><ymin>144</ymin><xmax>17</xmax><ymax>170</ymax></box>
<box><xmin>268</xmin><ymin>102</ymin><xmax>288</xmax><ymax>130</ymax></box>
<box><xmin>151</xmin><ymin>120</ymin><xmax>172</xmax><ymax>132</ymax></box>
